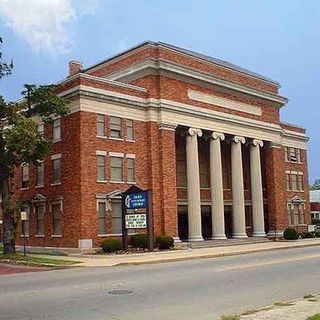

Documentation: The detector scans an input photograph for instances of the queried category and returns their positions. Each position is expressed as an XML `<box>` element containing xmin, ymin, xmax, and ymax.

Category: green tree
<box><xmin>310</xmin><ymin>179</ymin><xmax>320</xmax><ymax>190</ymax></box>
<box><xmin>0</xmin><ymin>37</ymin><xmax>69</xmax><ymax>254</ymax></box>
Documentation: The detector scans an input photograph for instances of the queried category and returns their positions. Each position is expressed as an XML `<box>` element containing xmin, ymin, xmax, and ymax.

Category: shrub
<box><xmin>283</xmin><ymin>228</ymin><xmax>299</xmax><ymax>240</ymax></box>
<box><xmin>305</xmin><ymin>232</ymin><xmax>315</xmax><ymax>239</ymax></box>
<box><xmin>131</xmin><ymin>233</ymin><xmax>149</xmax><ymax>249</ymax></box>
<box><xmin>101</xmin><ymin>238</ymin><xmax>122</xmax><ymax>253</ymax></box>
<box><xmin>155</xmin><ymin>236</ymin><xmax>174</xmax><ymax>250</ymax></box>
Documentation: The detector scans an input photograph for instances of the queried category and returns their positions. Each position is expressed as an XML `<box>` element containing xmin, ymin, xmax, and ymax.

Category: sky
<box><xmin>0</xmin><ymin>0</ymin><xmax>319</xmax><ymax>182</ymax></box>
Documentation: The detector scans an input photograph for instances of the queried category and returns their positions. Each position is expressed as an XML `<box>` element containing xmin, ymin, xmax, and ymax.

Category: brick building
<box><xmin>310</xmin><ymin>190</ymin><xmax>320</xmax><ymax>221</ymax></box>
<box><xmin>8</xmin><ymin>41</ymin><xmax>310</xmax><ymax>250</ymax></box>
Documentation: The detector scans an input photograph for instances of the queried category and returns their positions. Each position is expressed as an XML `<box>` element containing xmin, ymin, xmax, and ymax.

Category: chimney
<box><xmin>68</xmin><ymin>60</ymin><xmax>83</xmax><ymax>76</ymax></box>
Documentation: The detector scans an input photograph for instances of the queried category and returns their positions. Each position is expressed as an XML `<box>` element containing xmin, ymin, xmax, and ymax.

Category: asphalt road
<box><xmin>1</xmin><ymin>246</ymin><xmax>320</xmax><ymax>320</ymax></box>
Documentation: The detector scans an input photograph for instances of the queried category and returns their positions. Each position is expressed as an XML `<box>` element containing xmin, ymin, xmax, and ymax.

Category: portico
<box><xmin>176</xmin><ymin>126</ymin><xmax>267</xmax><ymax>242</ymax></box>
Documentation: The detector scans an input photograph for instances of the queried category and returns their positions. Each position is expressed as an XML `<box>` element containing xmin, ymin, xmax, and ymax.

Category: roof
<box><xmin>83</xmin><ymin>40</ymin><xmax>280</xmax><ymax>86</ymax></box>
<box><xmin>310</xmin><ymin>190</ymin><xmax>320</xmax><ymax>202</ymax></box>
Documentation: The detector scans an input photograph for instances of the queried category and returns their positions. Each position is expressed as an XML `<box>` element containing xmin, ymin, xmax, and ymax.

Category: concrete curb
<box><xmin>113</xmin><ymin>241</ymin><xmax>320</xmax><ymax>267</ymax></box>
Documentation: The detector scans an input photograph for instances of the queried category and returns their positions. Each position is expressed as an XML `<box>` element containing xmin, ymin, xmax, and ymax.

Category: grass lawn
<box><xmin>0</xmin><ymin>243</ymin><xmax>80</xmax><ymax>267</ymax></box>
<box><xmin>307</xmin><ymin>314</ymin><xmax>320</xmax><ymax>320</ymax></box>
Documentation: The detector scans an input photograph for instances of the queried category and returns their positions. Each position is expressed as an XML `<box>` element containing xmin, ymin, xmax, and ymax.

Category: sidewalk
<box><xmin>35</xmin><ymin>238</ymin><xmax>320</xmax><ymax>267</ymax></box>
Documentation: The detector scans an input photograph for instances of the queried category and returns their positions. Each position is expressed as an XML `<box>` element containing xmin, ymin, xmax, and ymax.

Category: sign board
<box><xmin>21</xmin><ymin>211</ymin><xmax>27</xmax><ymax>221</ymax></box>
<box><xmin>124</xmin><ymin>192</ymin><xmax>148</xmax><ymax>209</ymax></box>
<box><xmin>125</xmin><ymin>214</ymin><xmax>147</xmax><ymax>229</ymax></box>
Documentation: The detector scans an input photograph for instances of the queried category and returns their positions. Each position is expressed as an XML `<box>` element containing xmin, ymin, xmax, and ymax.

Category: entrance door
<box><xmin>178</xmin><ymin>206</ymin><xmax>188</xmax><ymax>240</ymax></box>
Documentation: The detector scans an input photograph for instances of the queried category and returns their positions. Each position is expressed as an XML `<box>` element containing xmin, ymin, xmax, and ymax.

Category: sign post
<box><xmin>21</xmin><ymin>211</ymin><xmax>27</xmax><ymax>256</ymax></box>
<box><xmin>122</xmin><ymin>186</ymin><xmax>153</xmax><ymax>251</ymax></box>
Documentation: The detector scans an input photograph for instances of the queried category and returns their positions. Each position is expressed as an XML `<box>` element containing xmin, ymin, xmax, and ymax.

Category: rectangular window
<box><xmin>126</xmin><ymin>119</ymin><xmax>134</xmax><ymax>140</ymax></box>
<box><xmin>21</xmin><ymin>204</ymin><xmax>30</xmax><ymax>236</ymax></box>
<box><xmin>98</xmin><ymin>201</ymin><xmax>106</xmax><ymax>234</ymax></box>
<box><xmin>285</xmin><ymin>147</ymin><xmax>289</xmax><ymax>162</ymax></box>
<box><xmin>36</xmin><ymin>204</ymin><xmax>45</xmax><ymax>235</ymax></box>
<box><xmin>112</xmin><ymin>202</ymin><xmax>122</xmax><ymax>234</ymax></box>
<box><xmin>297</xmin><ymin>174</ymin><xmax>303</xmax><ymax>191</ymax></box>
<box><xmin>53</xmin><ymin>119</ymin><xmax>61</xmax><ymax>141</ymax></box>
<box><xmin>38</xmin><ymin>122</ymin><xmax>44</xmax><ymax>135</ymax></box>
<box><xmin>289</xmin><ymin>147</ymin><xmax>297</xmax><ymax>162</ymax></box>
<box><xmin>110</xmin><ymin>157</ymin><xmax>123</xmax><ymax>181</ymax></box>
<box><xmin>291</xmin><ymin>174</ymin><xmax>298</xmax><ymax>191</ymax></box>
<box><xmin>176</xmin><ymin>150</ymin><xmax>187</xmax><ymax>187</ymax></box>
<box><xmin>127</xmin><ymin>158</ymin><xmax>135</xmax><ymax>182</ymax></box>
<box><xmin>22</xmin><ymin>164</ymin><xmax>29</xmax><ymax>189</ymax></box>
<box><xmin>52</xmin><ymin>203</ymin><xmax>62</xmax><ymax>235</ymax></box>
<box><xmin>97</xmin><ymin>155</ymin><xmax>106</xmax><ymax>181</ymax></box>
<box><xmin>110</xmin><ymin>116</ymin><xmax>122</xmax><ymax>138</ymax></box>
<box><xmin>36</xmin><ymin>161</ymin><xmax>44</xmax><ymax>187</ymax></box>
<box><xmin>200</xmin><ymin>158</ymin><xmax>210</xmax><ymax>188</ymax></box>
<box><xmin>52</xmin><ymin>158</ymin><xmax>61</xmax><ymax>184</ymax></box>
<box><xmin>286</xmin><ymin>173</ymin><xmax>291</xmax><ymax>190</ymax></box>
<box><xmin>97</xmin><ymin>114</ymin><xmax>105</xmax><ymax>137</ymax></box>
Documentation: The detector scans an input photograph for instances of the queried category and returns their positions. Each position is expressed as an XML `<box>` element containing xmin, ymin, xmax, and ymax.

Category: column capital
<box><xmin>252</xmin><ymin>139</ymin><xmax>264</xmax><ymax>147</ymax></box>
<box><xmin>211</xmin><ymin>132</ymin><xmax>225</xmax><ymax>141</ymax></box>
<box><xmin>233</xmin><ymin>135</ymin><xmax>246</xmax><ymax>144</ymax></box>
<box><xmin>188</xmin><ymin>127</ymin><xmax>203</xmax><ymax>137</ymax></box>
<box><xmin>158</xmin><ymin>122</ymin><xmax>178</xmax><ymax>131</ymax></box>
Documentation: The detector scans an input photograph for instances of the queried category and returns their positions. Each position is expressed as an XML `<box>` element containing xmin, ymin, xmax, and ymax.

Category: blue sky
<box><xmin>0</xmin><ymin>0</ymin><xmax>319</xmax><ymax>182</ymax></box>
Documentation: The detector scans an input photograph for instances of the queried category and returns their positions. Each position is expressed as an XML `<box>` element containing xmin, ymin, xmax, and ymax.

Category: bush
<box><xmin>283</xmin><ymin>228</ymin><xmax>299</xmax><ymax>240</ymax></box>
<box><xmin>131</xmin><ymin>233</ymin><xmax>149</xmax><ymax>249</ymax></box>
<box><xmin>101</xmin><ymin>238</ymin><xmax>122</xmax><ymax>253</ymax></box>
<box><xmin>299</xmin><ymin>232</ymin><xmax>314</xmax><ymax>239</ymax></box>
<box><xmin>155</xmin><ymin>236</ymin><xmax>174</xmax><ymax>250</ymax></box>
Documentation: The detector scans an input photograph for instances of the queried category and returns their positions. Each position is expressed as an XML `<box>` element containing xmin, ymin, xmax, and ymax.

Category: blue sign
<box><xmin>125</xmin><ymin>192</ymin><xmax>148</xmax><ymax>209</ymax></box>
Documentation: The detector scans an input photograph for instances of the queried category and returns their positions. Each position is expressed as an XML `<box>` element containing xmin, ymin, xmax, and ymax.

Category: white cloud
<box><xmin>0</xmin><ymin>0</ymin><xmax>100</xmax><ymax>54</ymax></box>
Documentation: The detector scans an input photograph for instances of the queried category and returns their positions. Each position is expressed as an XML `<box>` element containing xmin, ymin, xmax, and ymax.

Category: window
<box><xmin>176</xmin><ymin>149</ymin><xmax>187</xmax><ymax>187</ymax></box>
<box><xmin>21</xmin><ymin>164</ymin><xmax>29</xmax><ymax>189</ymax></box>
<box><xmin>126</xmin><ymin>119</ymin><xmax>134</xmax><ymax>140</ymax></box>
<box><xmin>98</xmin><ymin>201</ymin><xmax>106</xmax><ymax>234</ymax></box>
<box><xmin>97</xmin><ymin>154</ymin><xmax>106</xmax><ymax>181</ymax></box>
<box><xmin>52</xmin><ymin>157</ymin><xmax>61</xmax><ymax>184</ymax></box>
<box><xmin>286</xmin><ymin>172</ymin><xmax>304</xmax><ymax>191</ymax></box>
<box><xmin>288</xmin><ymin>203</ymin><xmax>305</xmax><ymax>225</ymax></box>
<box><xmin>52</xmin><ymin>203</ymin><xmax>62</xmax><ymax>235</ymax></box>
<box><xmin>21</xmin><ymin>204</ymin><xmax>30</xmax><ymax>236</ymax></box>
<box><xmin>127</xmin><ymin>158</ymin><xmax>135</xmax><ymax>182</ymax></box>
<box><xmin>285</xmin><ymin>147</ymin><xmax>302</xmax><ymax>163</ymax></box>
<box><xmin>110</xmin><ymin>157</ymin><xmax>123</xmax><ymax>181</ymax></box>
<box><xmin>111</xmin><ymin>202</ymin><xmax>122</xmax><ymax>234</ymax></box>
<box><xmin>36</xmin><ymin>161</ymin><xmax>44</xmax><ymax>187</ymax></box>
<box><xmin>110</xmin><ymin>116</ymin><xmax>122</xmax><ymax>138</ymax></box>
<box><xmin>97</xmin><ymin>114</ymin><xmax>105</xmax><ymax>137</ymax></box>
<box><xmin>53</xmin><ymin>119</ymin><xmax>61</xmax><ymax>141</ymax></box>
<box><xmin>38</xmin><ymin>122</ymin><xmax>44</xmax><ymax>135</ymax></box>
<box><xmin>199</xmin><ymin>157</ymin><xmax>210</xmax><ymax>188</ymax></box>
<box><xmin>36</xmin><ymin>204</ymin><xmax>45</xmax><ymax>235</ymax></box>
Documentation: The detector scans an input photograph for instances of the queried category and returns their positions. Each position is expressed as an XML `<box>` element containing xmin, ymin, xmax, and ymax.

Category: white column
<box><xmin>250</xmin><ymin>139</ymin><xmax>266</xmax><ymax>237</ymax></box>
<box><xmin>231</xmin><ymin>135</ymin><xmax>247</xmax><ymax>238</ymax></box>
<box><xmin>210</xmin><ymin>132</ymin><xmax>227</xmax><ymax>240</ymax></box>
<box><xmin>186</xmin><ymin>127</ymin><xmax>203</xmax><ymax>242</ymax></box>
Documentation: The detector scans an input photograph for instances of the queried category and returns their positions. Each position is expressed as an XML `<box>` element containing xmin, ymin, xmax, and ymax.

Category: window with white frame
<box><xmin>52</xmin><ymin>156</ymin><xmax>61</xmax><ymax>184</ymax></box>
<box><xmin>288</xmin><ymin>202</ymin><xmax>305</xmax><ymax>225</ymax></box>
<box><xmin>53</xmin><ymin>119</ymin><xmax>61</xmax><ymax>141</ymax></box>
<box><xmin>36</xmin><ymin>203</ymin><xmax>45</xmax><ymax>235</ymax></box>
<box><xmin>286</xmin><ymin>171</ymin><xmax>304</xmax><ymax>191</ymax></box>
<box><xmin>97</xmin><ymin>153</ymin><xmax>106</xmax><ymax>181</ymax></box>
<box><xmin>126</xmin><ymin>119</ymin><xmax>134</xmax><ymax>140</ymax></box>
<box><xmin>38</xmin><ymin>122</ymin><xmax>44</xmax><ymax>135</ymax></box>
<box><xmin>52</xmin><ymin>203</ymin><xmax>62</xmax><ymax>235</ymax></box>
<box><xmin>285</xmin><ymin>147</ymin><xmax>302</xmax><ymax>163</ymax></box>
<box><xmin>36</xmin><ymin>161</ymin><xmax>44</xmax><ymax>187</ymax></box>
<box><xmin>127</xmin><ymin>157</ymin><xmax>135</xmax><ymax>183</ymax></box>
<box><xmin>21</xmin><ymin>163</ymin><xmax>29</xmax><ymax>189</ymax></box>
<box><xmin>110</xmin><ymin>116</ymin><xmax>122</xmax><ymax>138</ymax></box>
<box><xmin>111</xmin><ymin>202</ymin><xmax>122</xmax><ymax>234</ymax></box>
<box><xmin>97</xmin><ymin>201</ymin><xmax>106</xmax><ymax>234</ymax></box>
<box><xmin>176</xmin><ymin>149</ymin><xmax>187</xmax><ymax>187</ymax></box>
<box><xmin>21</xmin><ymin>203</ymin><xmax>30</xmax><ymax>236</ymax></box>
<box><xmin>110</xmin><ymin>157</ymin><xmax>123</xmax><ymax>182</ymax></box>
<box><xmin>97</xmin><ymin>114</ymin><xmax>105</xmax><ymax>137</ymax></box>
